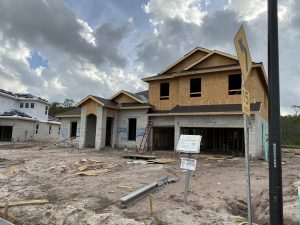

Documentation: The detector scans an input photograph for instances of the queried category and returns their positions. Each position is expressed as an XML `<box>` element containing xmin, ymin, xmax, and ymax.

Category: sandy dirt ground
<box><xmin>0</xmin><ymin>142</ymin><xmax>299</xmax><ymax>225</ymax></box>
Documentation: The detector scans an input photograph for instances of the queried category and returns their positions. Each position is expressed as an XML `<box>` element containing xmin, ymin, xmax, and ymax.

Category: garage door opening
<box><xmin>0</xmin><ymin>126</ymin><xmax>13</xmax><ymax>142</ymax></box>
<box><xmin>153</xmin><ymin>127</ymin><xmax>174</xmax><ymax>151</ymax></box>
<box><xmin>181</xmin><ymin>127</ymin><xmax>244</xmax><ymax>156</ymax></box>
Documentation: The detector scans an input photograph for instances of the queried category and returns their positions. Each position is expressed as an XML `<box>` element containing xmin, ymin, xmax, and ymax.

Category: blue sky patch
<box><xmin>27</xmin><ymin>51</ymin><xmax>48</xmax><ymax>69</ymax></box>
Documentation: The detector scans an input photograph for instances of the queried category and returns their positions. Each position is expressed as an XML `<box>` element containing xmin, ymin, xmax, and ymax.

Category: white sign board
<box><xmin>180</xmin><ymin>158</ymin><xmax>197</xmax><ymax>171</ymax></box>
<box><xmin>176</xmin><ymin>135</ymin><xmax>202</xmax><ymax>153</ymax></box>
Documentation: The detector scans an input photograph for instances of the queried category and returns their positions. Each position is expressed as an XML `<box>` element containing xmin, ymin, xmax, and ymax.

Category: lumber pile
<box><xmin>75</xmin><ymin>158</ymin><xmax>118</xmax><ymax>176</ymax></box>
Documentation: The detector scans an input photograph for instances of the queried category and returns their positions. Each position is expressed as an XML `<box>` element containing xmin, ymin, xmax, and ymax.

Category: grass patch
<box><xmin>154</xmin><ymin>216</ymin><xmax>166</xmax><ymax>225</ymax></box>
<box><xmin>235</xmin><ymin>217</ymin><xmax>248</xmax><ymax>224</ymax></box>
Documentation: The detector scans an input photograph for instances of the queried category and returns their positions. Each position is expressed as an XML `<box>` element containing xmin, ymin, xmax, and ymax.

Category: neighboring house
<box><xmin>57</xmin><ymin>47</ymin><xmax>268</xmax><ymax>158</ymax></box>
<box><xmin>0</xmin><ymin>89</ymin><xmax>60</xmax><ymax>142</ymax></box>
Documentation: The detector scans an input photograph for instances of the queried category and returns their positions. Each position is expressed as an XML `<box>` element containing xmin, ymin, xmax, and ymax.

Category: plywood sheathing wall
<box><xmin>112</xmin><ymin>93</ymin><xmax>138</xmax><ymax>104</ymax></box>
<box><xmin>107</xmin><ymin>108</ymin><xmax>116</xmax><ymax>118</ymax></box>
<box><xmin>248</xmin><ymin>68</ymin><xmax>268</xmax><ymax>120</ymax></box>
<box><xmin>148</xmin><ymin>67</ymin><xmax>268</xmax><ymax>121</ymax></box>
<box><xmin>178</xmin><ymin>70</ymin><xmax>241</xmax><ymax>106</ymax></box>
<box><xmin>192</xmin><ymin>53</ymin><xmax>237</xmax><ymax>69</ymax></box>
<box><xmin>83</xmin><ymin>99</ymin><xmax>99</xmax><ymax>116</ymax></box>
<box><xmin>164</xmin><ymin>50</ymin><xmax>208</xmax><ymax>73</ymax></box>
<box><xmin>149</xmin><ymin>77</ymin><xmax>179</xmax><ymax>111</ymax></box>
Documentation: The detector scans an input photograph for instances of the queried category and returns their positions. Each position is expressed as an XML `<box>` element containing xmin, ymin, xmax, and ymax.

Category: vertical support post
<box><xmin>242</xmin><ymin>78</ymin><xmax>252</xmax><ymax>224</ymax></box>
<box><xmin>298</xmin><ymin>186</ymin><xmax>300</xmax><ymax>224</ymax></box>
<box><xmin>149</xmin><ymin>194</ymin><xmax>153</xmax><ymax>215</ymax></box>
<box><xmin>4</xmin><ymin>200</ymin><xmax>8</xmax><ymax>220</ymax></box>
<box><xmin>268</xmin><ymin>0</ymin><xmax>283</xmax><ymax>224</ymax></box>
<box><xmin>184</xmin><ymin>153</ymin><xmax>192</xmax><ymax>205</ymax></box>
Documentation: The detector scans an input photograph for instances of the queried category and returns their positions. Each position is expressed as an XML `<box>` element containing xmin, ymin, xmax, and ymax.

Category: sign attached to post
<box><xmin>176</xmin><ymin>135</ymin><xmax>202</xmax><ymax>153</ymax></box>
<box><xmin>242</xmin><ymin>86</ymin><xmax>250</xmax><ymax>116</ymax></box>
<box><xmin>234</xmin><ymin>25</ymin><xmax>252</xmax><ymax>82</ymax></box>
<box><xmin>180</xmin><ymin>158</ymin><xmax>197</xmax><ymax>171</ymax></box>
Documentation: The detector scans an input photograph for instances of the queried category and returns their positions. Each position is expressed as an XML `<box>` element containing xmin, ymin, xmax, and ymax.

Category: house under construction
<box><xmin>56</xmin><ymin>47</ymin><xmax>268</xmax><ymax>158</ymax></box>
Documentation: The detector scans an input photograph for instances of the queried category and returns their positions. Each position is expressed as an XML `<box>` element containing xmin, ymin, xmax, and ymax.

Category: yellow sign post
<box><xmin>234</xmin><ymin>25</ymin><xmax>253</xmax><ymax>225</ymax></box>
<box><xmin>234</xmin><ymin>25</ymin><xmax>253</xmax><ymax>82</ymax></box>
<box><xmin>242</xmin><ymin>86</ymin><xmax>250</xmax><ymax>117</ymax></box>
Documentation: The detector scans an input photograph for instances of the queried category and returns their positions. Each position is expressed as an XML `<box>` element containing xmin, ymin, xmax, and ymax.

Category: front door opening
<box><xmin>0</xmin><ymin>126</ymin><xmax>13</xmax><ymax>142</ymax></box>
<box><xmin>85</xmin><ymin>114</ymin><xmax>97</xmax><ymax>148</ymax></box>
<box><xmin>105</xmin><ymin>117</ymin><xmax>113</xmax><ymax>146</ymax></box>
<box><xmin>153</xmin><ymin>127</ymin><xmax>174</xmax><ymax>151</ymax></box>
<box><xmin>70</xmin><ymin>122</ymin><xmax>77</xmax><ymax>138</ymax></box>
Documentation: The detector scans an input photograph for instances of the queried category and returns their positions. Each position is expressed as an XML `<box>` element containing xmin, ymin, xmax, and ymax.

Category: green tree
<box><xmin>49</xmin><ymin>99</ymin><xmax>76</xmax><ymax>117</ymax></box>
<box><xmin>62</xmin><ymin>98</ymin><xmax>75</xmax><ymax>108</ymax></box>
<box><xmin>290</xmin><ymin>105</ymin><xmax>300</xmax><ymax>116</ymax></box>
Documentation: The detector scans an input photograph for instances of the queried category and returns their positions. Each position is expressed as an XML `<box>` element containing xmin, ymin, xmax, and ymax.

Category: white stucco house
<box><xmin>0</xmin><ymin>89</ymin><xmax>60</xmax><ymax>142</ymax></box>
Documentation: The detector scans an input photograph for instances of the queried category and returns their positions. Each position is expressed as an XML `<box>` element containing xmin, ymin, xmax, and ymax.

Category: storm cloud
<box><xmin>0</xmin><ymin>0</ymin><xmax>299</xmax><ymax>115</ymax></box>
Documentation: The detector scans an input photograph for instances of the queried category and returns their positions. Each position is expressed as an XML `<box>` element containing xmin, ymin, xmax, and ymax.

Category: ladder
<box><xmin>137</xmin><ymin>117</ymin><xmax>153</xmax><ymax>154</ymax></box>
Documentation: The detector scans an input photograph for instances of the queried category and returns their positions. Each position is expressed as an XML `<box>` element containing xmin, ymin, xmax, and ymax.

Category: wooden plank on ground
<box><xmin>76</xmin><ymin>169</ymin><xmax>111</xmax><ymax>176</ymax></box>
<box><xmin>147</xmin><ymin>158</ymin><xmax>176</xmax><ymax>164</ymax></box>
<box><xmin>118</xmin><ymin>185</ymin><xmax>133</xmax><ymax>190</ymax></box>
<box><xmin>78</xmin><ymin>165</ymin><xmax>88</xmax><ymax>171</ymax></box>
<box><xmin>123</xmin><ymin>155</ymin><xmax>156</xmax><ymax>160</ymax></box>
<box><xmin>0</xmin><ymin>199</ymin><xmax>49</xmax><ymax>208</ymax></box>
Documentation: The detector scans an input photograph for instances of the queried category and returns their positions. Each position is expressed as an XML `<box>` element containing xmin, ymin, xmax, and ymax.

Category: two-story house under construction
<box><xmin>0</xmin><ymin>89</ymin><xmax>60</xmax><ymax>142</ymax></box>
<box><xmin>57</xmin><ymin>47</ymin><xmax>268</xmax><ymax>158</ymax></box>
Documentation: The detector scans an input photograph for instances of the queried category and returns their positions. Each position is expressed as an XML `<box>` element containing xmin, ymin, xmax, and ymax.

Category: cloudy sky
<box><xmin>0</xmin><ymin>0</ymin><xmax>299</xmax><ymax>114</ymax></box>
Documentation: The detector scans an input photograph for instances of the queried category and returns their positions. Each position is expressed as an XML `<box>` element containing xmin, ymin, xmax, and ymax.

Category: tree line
<box><xmin>281</xmin><ymin>105</ymin><xmax>300</xmax><ymax>146</ymax></box>
<box><xmin>49</xmin><ymin>98</ymin><xmax>75</xmax><ymax>117</ymax></box>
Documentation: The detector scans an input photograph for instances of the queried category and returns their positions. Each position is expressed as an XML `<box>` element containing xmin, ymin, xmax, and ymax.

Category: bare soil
<box><xmin>0</xmin><ymin>142</ymin><xmax>299</xmax><ymax>225</ymax></box>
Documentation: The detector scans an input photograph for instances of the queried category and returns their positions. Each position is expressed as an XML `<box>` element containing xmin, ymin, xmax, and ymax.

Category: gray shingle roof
<box><xmin>149</xmin><ymin>102</ymin><xmax>261</xmax><ymax>114</ymax></box>
<box><xmin>0</xmin><ymin>89</ymin><xmax>49</xmax><ymax>104</ymax></box>
<box><xmin>91</xmin><ymin>96</ymin><xmax>119</xmax><ymax>107</ymax></box>
<box><xmin>120</xmin><ymin>103</ymin><xmax>150</xmax><ymax>107</ymax></box>
<box><xmin>0</xmin><ymin>110</ymin><xmax>32</xmax><ymax>118</ymax></box>
<box><xmin>56</xmin><ymin>108</ymin><xmax>81</xmax><ymax>117</ymax></box>
<box><xmin>135</xmin><ymin>90</ymin><xmax>149</xmax><ymax>99</ymax></box>
<box><xmin>48</xmin><ymin>116</ymin><xmax>61</xmax><ymax>122</ymax></box>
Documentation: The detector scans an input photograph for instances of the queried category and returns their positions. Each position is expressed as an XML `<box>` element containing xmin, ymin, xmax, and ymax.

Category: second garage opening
<box><xmin>152</xmin><ymin>127</ymin><xmax>174</xmax><ymax>151</ymax></box>
<box><xmin>180</xmin><ymin>127</ymin><xmax>244</xmax><ymax>156</ymax></box>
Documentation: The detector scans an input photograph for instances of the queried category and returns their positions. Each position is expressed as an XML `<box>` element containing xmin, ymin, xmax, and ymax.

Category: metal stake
<box><xmin>242</xmin><ymin>78</ymin><xmax>252</xmax><ymax>225</ymax></box>
<box><xmin>184</xmin><ymin>153</ymin><xmax>192</xmax><ymax>205</ymax></box>
<box><xmin>149</xmin><ymin>194</ymin><xmax>153</xmax><ymax>215</ymax></box>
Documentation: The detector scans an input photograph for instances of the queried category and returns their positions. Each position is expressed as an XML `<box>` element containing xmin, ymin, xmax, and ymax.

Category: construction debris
<box><xmin>75</xmin><ymin>158</ymin><xmax>118</xmax><ymax>176</ymax></box>
<box><xmin>147</xmin><ymin>158</ymin><xmax>176</xmax><ymax>164</ymax></box>
<box><xmin>118</xmin><ymin>185</ymin><xmax>133</xmax><ymax>190</ymax></box>
<box><xmin>0</xmin><ymin>199</ymin><xmax>49</xmax><ymax>208</ymax></box>
<box><xmin>123</xmin><ymin>155</ymin><xmax>156</xmax><ymax>160</ymax></box>
<box><xmin>127</xmin><ymin>160</ymin><xmax>148</xmax><ymax>165</ymax></box>
<box><xmin>5</xmin><ymin>166</ymin><xmax>19</xmax><ymax>176</ymax></box>
<box><xmin>120</xmin><ymin>176</ymin><xmax>177</xmax><ymax>207</ymax></box>
<box><xmin>76</xmin><ymin>169</ymin><xmax>111</xmax><ymax>176</ymax></box>
<box><xmin>0</xmin><ymin>158</ymin><xmax>24</xmax><ymax>169</ymax></box>
<box><xmin>78</xmin><ymin>165</ymin><xmax>88</xmax><ymax>171</ymax></box>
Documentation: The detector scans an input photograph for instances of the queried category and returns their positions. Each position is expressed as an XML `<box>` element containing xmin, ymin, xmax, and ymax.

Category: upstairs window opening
<box><xmin>160</xmin><ymin>82</ymin><xmax>169</xmax><ymax>100</ymax></box>
<box><xmin>190</xmin><ymin>78</ymin><xmax>201</xmax><ymax>97</ymax></box>
<box><xmin>228</xmin><ymin>74</ymin><xmax>242</xmax><ymax>95</ymax></box>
